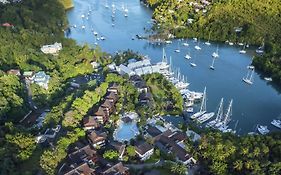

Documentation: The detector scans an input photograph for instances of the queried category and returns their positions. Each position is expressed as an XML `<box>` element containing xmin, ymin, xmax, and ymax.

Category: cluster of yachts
<box><xmin>255</xmin><ymin>119</ymin><xmax>281</xmax><ymax>135</ymax></box>
<box><xmin>190</xmin><ymin>88</ymin><xmax>235</xmax><ymax>133</ymax></box>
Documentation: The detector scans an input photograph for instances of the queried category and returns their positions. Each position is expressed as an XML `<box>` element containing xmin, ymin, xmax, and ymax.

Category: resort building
<box><xmin>87</xmin><ymin>130</ymin><xmax>107</xmax><ymax>148</ymax></box>
<box><xmin>135</xmin><ymin>142</ymin><xmax>154</xmax><ymax>161</ymax></box>
<box><xmin>23</xmin><ymin>71</ymin><xmax>35</xmax><ymax>80</ymax></box>
<box><xmin>58</xmin><ymin>142</ymin><xmax>98</xmax><ymax>175</ymax></box>
<box><xmin>101</xmin><ymin>162</ymin><xmax>129</xmax><ymax>175</ymax></box>
<box><xmin>32</xmin><ymin>71</ymin><xmax>51</xmax><ymax>89</ymax></box>
<box><xmin>40</xmin><ymin>42</ymin><xmax>62</xmax><ymax>54</ymax></box>
<box><xmin>7</xmin><ymin>69</ymin><xmax>21</xmax><ymax>76</ymax></box>
<box><xmin>83</xmin><ymin>116</ymin><xmax>100</xmax><ymax>130</ymax></box>
<box><xmin>110</xmin><ymin>141</ymin><xmax>126</xmax><ymax>160</ymax></box>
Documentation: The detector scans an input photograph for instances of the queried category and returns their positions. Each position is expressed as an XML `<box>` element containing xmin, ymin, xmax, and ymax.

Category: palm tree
<box><xmin>253</xmin><ymin>147</ymin><xmax>260</xmax><ymax>157</ymax></box>
<box><xmin>233</xmin><ymin>160</ymin><xmax>243</xmax><ymax>171</ymax></box>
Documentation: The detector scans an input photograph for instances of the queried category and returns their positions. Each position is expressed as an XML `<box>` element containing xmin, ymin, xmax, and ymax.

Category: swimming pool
<box><xmin>114</xmin><ymin>121</ymin><xmax>140</xmax><ymax>142</ymax></box>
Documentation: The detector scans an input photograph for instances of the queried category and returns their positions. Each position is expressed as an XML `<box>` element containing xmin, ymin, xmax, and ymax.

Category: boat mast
<box><xmin>162</xmin><ymin>48</ymin><xmax>167</xmax><ymax>63</ymax></box>
<box><xmin>249</xmin><ymin>68</ymin><xmax>254</xmax><ymax>83</ymax></box>
<box><xmin>211</xmin><ymin>57</ymin><xmax>215</xmax><ymax>67</ymax></box>
<box><xmin>169</xmin><ymin>56</ymin><xmax>173</xmax><ymax>73</ymax></box>
<box><xmin>216</xmin><ymin>98</ymin><xmax>224</xmax><ymax>122</ymax></box>
<box><xmin>200</xmin><ymin>87</ymin><xmax>207</xmax><ymax>112</ymax></box>
<box><xmin>223</xmin><ymin>99</ymin><xmax>233</xmax><ymax>126</ymax></box>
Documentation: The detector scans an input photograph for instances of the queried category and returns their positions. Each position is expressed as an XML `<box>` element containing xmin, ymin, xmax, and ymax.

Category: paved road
<box><xmin>24</xmin><ymin>79</ymin><xmax>37</xmax><ymax>110</ymax></box>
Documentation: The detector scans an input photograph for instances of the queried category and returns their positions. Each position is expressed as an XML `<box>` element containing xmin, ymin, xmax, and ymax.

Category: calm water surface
<box><xmin>67</xmin><ymin>0</ymin><xmax>281</xmax><ymax>134</ymax></box>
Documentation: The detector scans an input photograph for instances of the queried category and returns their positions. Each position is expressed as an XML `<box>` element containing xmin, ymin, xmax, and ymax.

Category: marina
<box><xmin>66</xmin><ymin>0</ymin><xmax>281</xmax><ymax>134</ymax></box>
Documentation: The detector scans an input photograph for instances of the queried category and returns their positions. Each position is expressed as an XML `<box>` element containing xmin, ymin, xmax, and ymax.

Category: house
<box><xmin>107</xmin><ymin>83</ymin><xmax>119</xmax><ymax>94</ymax></box>
<box><xmin>87</xmin><ymin>130</ymin><xmax>107</xmax><ymax>148</ymax></box>
<box><xmin>91</xmin><ymin>61</ymin><xmax>100</xmax><ymax>69</ymax></box>
<box><xmin>40</xmin><ymin>42</ymin><xmax>62</xmax><ymax>54</ymax></box>
<box><xmin>59</xmin><ymin>143</ymin><xmax>98</xmax><ymax>175</ymax></box>
<box><xmin>101</xmin><ymin>162</ymin><xmax>129</xmax><ymax>175</ymax></box>
<box><xmin>106</xmin><ymin>92</ymin><xmax>118</xmax><ymax>103</ymax></box>
<box><xmin>135</xmin><ymin>142</ymin><xmax>154</xmax><ymax>161</ymax></box>
<box><xmin>134</xmin><ymin>80</ymin><xmax>148</xmax><ymax>93</ymax></box>
<box><xmin>145</xmin><ymin>126</ymin><xmax>162</xmax><ymax>138</ymax></box>
<box><xmin>117</xmin><ymin>64</ymin><xmax>135</xmax><ymax>76</ymax></box>
<box><xmin>101</xmin><ymin>99</ymin><xmax>115</xmax><ymax>113</ymax></box>
<box><xmin>110</xmin><ymin>141</ymin><xmax>126</xmax><ymax>160</ymax></box>
<box><xmin>107</xmin><ymin>62</ymin><xmax>116</xmax><ymax>71</ymax></box>
<box><xmin>139</xmin><ymin>91</ymin><xmax>152</xmax><ymax>104</ymax></box>
<box><xmin>32</xmin><ymin>71</ymin><xmax>50</xmax><ymax>89</ymax></box>
<box><xmin>83</xmin><ymin>116</ymin><xmax>100</xmax><ymax>130</ymax></box>
<box><xmin>7</xmin><ymin>69</ymin><xmax>21</xmax><ymax>76</ymax></box>
<box><xmin>93</xmin><ymin>107</ymin><xmax>109</xmax><ymax>124</ymax></box>
<box><xmin>23</xmin><ymin>71</ymin><xmax>34</xmax><ymax>80</ymax></box>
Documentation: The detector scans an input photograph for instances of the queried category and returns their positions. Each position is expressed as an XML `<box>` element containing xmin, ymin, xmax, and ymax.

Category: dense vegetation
<box><xmin>197</xmin><ymin>132</ymin><xmax>281</xmax><ymax>175</ymax></box>
<box><xmin>59</xmin><ymin>0</ymin><xmax>74</xmax><ymax>9</ymax></box>
<box><xmin>145</xmin><ymin>0</ymin><xmax>281</xmax><ymax>85</ymax></box>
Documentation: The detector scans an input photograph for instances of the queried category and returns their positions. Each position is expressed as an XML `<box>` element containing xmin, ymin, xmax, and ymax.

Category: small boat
<box><xmin>81</xmin><ymin>14</ymin><xmax>85</xmax><ymax>18</ymax></box>
<box><xmin>264</xmin><ymin>77</ymin><xmax>272</xmax><ymax>81</ymax></box>
<box><xmin>112</xmin><ymin>23</ymin><xmax>115</xmax><ymax>27</ymax></box>
<box><xmin>93</xmin><ymin>31</ymin><xmax>98</xmax><ymax>36</ymax></box>
<box><xmin>257</xmin><ymin>125</ymin><xmax>270</xmax><ymax>135</ymax></box>
<box><xmin>175</xmin><ymin>42</ymin><xmax>180</xmax><ymax>53</ymax></box>
<box><xmin>238</xmin><ymin>42</ymin><xmax>244</xmax><ymax>46</ymax></box>
<box><xmin>100</xmin><ymin>36</ymin><xmax>106</xmax><ymax>40</ymax></box>
<box><xmin>190</xmin><ymin>62</ymin><xmax>197</xmax><ymax>67</ymax></box>
<box><xmin>229</xmin><ymin>42</ymin><xmax>234</xmax><ymax>46</ymax></box>
<box><xmin>247</xmin><ymin>65</ymin><xmax>255</xmax><ymax>70</ymax></box>
<box><xmin>165</xmin><ymin>40</ymin><xmax>172</xmax><ymax>44</ymax></box>
<box><xmin>210</xmin><ymin>57</ymin><xmax>216</xmax><ymax>70</ymax></box>
<box><xmin>187</xmin><ymin>107</ymin><xmax>194</xmax><ymax>113</ymax></box>
<box><xmin>105</xmin><ymin>0</ymin><xmax>109</xmax><ymax>8</ymax></box>
<box><xmin>73</xmin><ymin>25</ymin><xmax>77</xmax><ymax>28</ymax></box>
<box><xmin>185</xmin><ymin>53</ymin><xmax>191</xmax><ymax>60</ymax></box>
<box><xmin>193</xmin><ymin>37</ymin><xmax>198</xmax><ymax>42</ymax></box>
<box><xmin>242</xmin><ymin>68</ymin><xmax>254</xmax><ymax>85</ymax></box>
<box><xmin>197</xmin><ymin>112</ymin><xmax>215</xmax><ymax>123</ymax></box>
<box><xmin>204</xmin><ymin>32</ymin><xmax>211</xmax><ymax>45</ymax></box>
<box><xmin>183</xmin><ymin>42</ymin><xmax>189</xmax><ymax>47</ymax></box>
<box><xmin>212</xmin><ymin>45</ymin><xmax>219</xmax><ymax>58</ymax></box>
<box><xmin>271</xmin><ymin>119</ymin><xmax>281</xmax><ymax>129</ymax></box>
<box><xmin>195</xmin><ymin>40</ymin><xmax>201</xmax><ymax>50</ymax></box>
<box><xmin>81</xmin><ymin>25</ymin><xmax>85</xmax><ymax>29</ymax></box>
<box><xmin>239</xmin><ymin>44</ymin><xmax>246</xmax><ymax>54</ymax></box>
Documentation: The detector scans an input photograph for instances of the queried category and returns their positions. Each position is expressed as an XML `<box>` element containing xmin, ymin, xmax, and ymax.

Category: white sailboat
<box><xmin>204</xmin><ymin>33</ymin><xmax>211</xmax><ymax>45</ymax></box>
<box><xmin>206</xmin><ymin>98</ymin><xmax>224</xmax><ymax>127</ymax></box>
<box><xmin>212</xmin><ymin>45</ymin><xmax>219</xmax><ymax>58</ymax></box>
<box><xmin>195</xmin><ymin>39</ymin><xmax>201</xmax><ymax>50</ymax></box>
<box><xmin>185</xmin><ymin>52</ymin><xmax>191</xmax><ymax>60</ymax></box>
<box><xmin>124</xmin><ymin>4</ymin><xmax>128</xmax><ymax>17</ymax></box>
<box><xmin>217</xmin><ymin>99</ymin><xmax>233</xmax><ymax>131</ymax></box>
<box><xmin>191</xmin><ymin>87</ymin><xmax>207</xmax><ymax>119</ymax></box>
<box><xmin>242</xmin><ymin>68</ymin><xmax>254</xmax><ymax>85</ymax></box>
<box><xmin>183</xmin><ymin>40</ymin><xmax>189</xmax><ymax>46</ymax></box>
<box><xmin>105</xmin><ymin>0</ymin><xmax>109</xmax><ymax>8</ymax></box>
<box><xmin>174</xmin><ymin>42</ymin><xmax>180</xmax><ymax>53</ymax></box>
<box><xmin>209</xmin><ymin>57</ymin><xmax>216</xmax><ymax>70</ymax></box>
<box><xmin>239</xmin><ymin>44</ymin><xmax>246</xmax><ymax>54</ymax></box>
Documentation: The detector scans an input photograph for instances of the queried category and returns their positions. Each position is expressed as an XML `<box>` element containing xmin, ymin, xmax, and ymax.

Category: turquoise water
<box><xmin>114</xmin><ymin>121</ymin><xmax>139</xmax><ymax>142</ymax></box>
<box><xmin>66</xmin><ymin>0</ymin><xmax>281</xmax><ymax>134</ymax></box>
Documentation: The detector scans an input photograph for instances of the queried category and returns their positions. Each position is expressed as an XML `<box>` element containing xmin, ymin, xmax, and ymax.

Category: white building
<box><xmin>40</xmin><ymin>42</ymin><xmax>62</xmax><ymax>54</ymax></box>
<box><xmin>32</xmin><ymin>71</ymin><xmax>50</xmax><ymax>89</ymax></box>
<box><xmin>135</xmin><ymin>142</ymin><xmax>154</xmax><ymax>161</ymax></box>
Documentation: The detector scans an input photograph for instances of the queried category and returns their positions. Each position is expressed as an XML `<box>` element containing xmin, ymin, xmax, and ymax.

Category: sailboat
<box><xmin>209</xmin><ymin>57</ymin><xmax>216</xmax><ymax>70</ymax></box>
<box><xmin>256</xmin><ymin>40</ymin><xmax>265</xmax><ymax>54</ymax></box>
<box><xmin>185</xmin><ymin>51</ymin><xmax>191</xmax><ymax>60</ymax></box>
<box><xmin>105</xmin><ymin>0</ymin><xmax>109</xmax><ymax>8</ymax></box>
<box><xmin>212</xmin><ymin>45</ymin><xmax>219</xmax><ymax>58</ymax></box>
<box><xmin>195</xmin><ymin>39</ymin><xmax>201</xmax><ymax>50</ymax></box>
<box><xmin>217</xmin><ymin>99</ymin><xmax>233</xmax><ymax>131</ymax></box>
<box><xmin>124</xmin><ymin>4</ymin><xmax>128</xmax><ymax>17</ymax></box>
<box><xmin>183</xmin><ymin>40</ymin><xmax>189</xmax><ymax>47</ymax></box>
<box><xmin>239</xmin><ymin>44</ymin><xmax>246</xmax><ymax>54</ymax></box>
<box><xmin>94</xmin><ymin>36</ymin><xmax>98</xmax><ymax>45</ymax></box>
<box><xmin>190</xmin><ymin>87</ymin><xmax>207</xmax><ymax>119</ymax></box>
<box><xmin>206</xmin><ymin>98</ymin><xmax>224</xmax><ymax>127</ymax></box>
<box><xmin>174</xmin><ymin>42</ymin><xmax>180</xmax><ymax>53</ymax></box>
<box><xmin>204</xmin><ymin>32</ymin><xmax>211</xmax><ymax>45</ymax></box>
<box><xmin>242</xmin><ymin>68</ymin><xmax>254</xmax><ymax>85</ymax></box>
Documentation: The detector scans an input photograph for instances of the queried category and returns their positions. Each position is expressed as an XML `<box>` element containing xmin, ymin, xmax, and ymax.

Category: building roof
<box><xmin>110</xmin><ymin>141</ymin><xmax>126</xmax><ymax>156</ymax></box>
<box><xmin>7</xmin><ymin>69</ymin><xmax>21</xmax><ymax>76</ymax></box>
<box><xmin>87</xmin><ymin>130</ymin><xmax>107</xmax><ymax>144</ymax></box>
<box><xmin>102</xmin><ymin>162</ymin><xmax>129</xmax><ymax>175</ymax></box>
<box><xmin>83</xmin><ymin>116</ymin><xmax>100</xmax><ymax>128</ymax></box>
<box><xmin>135</xmin><ymin>142</ymin><xmax>154</xmax><ymax>155</ymax></box>
<box><xmin>94</xmin><ymin>107</ymin><xmax>107</xmax><ymax>116</ymax></box>
<box><xmin>170</xmin><ymin>131</ymin><xmax>187</xmax><ymax>143</ymax></box>
<box><xmin>63</xmin><ymin>162</ymin><xmax>95</xmax><ymax>175</ymax></box>
<box><xmin>106</xmin><ymin>92</ymin><xmax>118</xmax><ymax>101</ymax></box>
<box><xmin>139</xmin><ymin>92</ymin><xmax>152</xmax><ymax>101</ymax></box>
<box><xmin>23</xmin><ymin>71</ymin><xmax>34</xmax><ymax>77</ymax></box>
<box><xmin>101</xmin><ymin>99</ymin><xmax>114</xmax><ymax>109</ymax></box>
<box><xmin>122</xmin><ymin>116</ymin><xmax>133</xmax><ymax>123</ymax></box>
<box><xmin>146</xmin><ymin>126</ymin><xmax>162</xmax><ymax>137</ymax></box>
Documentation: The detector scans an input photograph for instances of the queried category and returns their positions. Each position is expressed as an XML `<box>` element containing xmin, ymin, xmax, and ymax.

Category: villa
<box><xmin>23</xmin><ymin>71</ymin><xmax>35</xmax><ymax>80</ymax></box>
<box><xmin>87</xmin><ymin>130</ymin><xmax>107</xmax><ymax>148</ymax></box>
<box><xmin>101</xmin><ymin>162</ymin><xmax>129</xmax><ymax>175</ymax></box>
<box><xmin>7</xmin><ymin>69</ymin><xmax>21</xmax><ymax>76</ymax></box>
<box><xmin>58</xmin><ymin>142</ymin><xmax>98</xmax><ymax>175</ymax></box>
<box><xmin>32</xmin><ymin>71</ymin><xmax>50</xmax><ymax>89</ymax></box>
<box><xmin>110</xmin><ymin>141</ymin><xmax>126</xmax><ymax>160</ymax></box>
<box><xmin>135</xmin><ymin>142</ymin><xmax>154</xmax><ymax>161</ymax></box>
<box><xmin>83</xmin><ymin>116</ymin><xmax>100</xmax><ymax>130</ymax></box>
<box><xmin>40</xmin><ymin>42</ymin><xmax>62</xmax><ymax>54</ymax></box>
